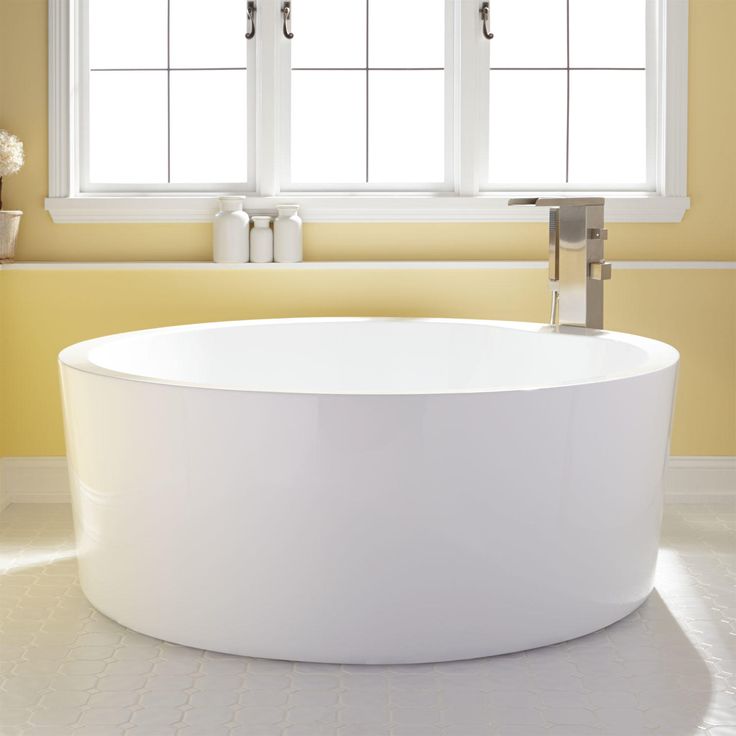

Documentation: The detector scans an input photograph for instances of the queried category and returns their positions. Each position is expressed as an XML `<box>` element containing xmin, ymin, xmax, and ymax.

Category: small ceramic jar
<box><xmin>273</xmin><ymin>204</ymin><xmax>302</xmax><ymax>263</ymax></box>
<box><xmin>250</xmin><ymin>216</ymin><xmax>274</xmax><ymax>263</ymax></box>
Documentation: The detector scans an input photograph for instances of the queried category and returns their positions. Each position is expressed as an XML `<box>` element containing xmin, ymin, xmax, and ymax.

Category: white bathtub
<box><xmin>59</xmin><ymin>318</ymin><xmax>678</xmax><ymax>664</ymax></box>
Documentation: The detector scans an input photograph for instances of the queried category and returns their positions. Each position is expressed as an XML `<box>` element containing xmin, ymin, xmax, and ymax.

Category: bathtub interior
<box><xmin>63</xmin><ymin>319</ymin><xmax>679</xmax><ymax>395</ymax></box>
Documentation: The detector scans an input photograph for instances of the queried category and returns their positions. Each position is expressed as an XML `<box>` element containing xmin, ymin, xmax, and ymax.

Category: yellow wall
<box><xmin>0</xmin><ymin>0</ymin><xmax>734</xmax><ymax>458</ymax></box>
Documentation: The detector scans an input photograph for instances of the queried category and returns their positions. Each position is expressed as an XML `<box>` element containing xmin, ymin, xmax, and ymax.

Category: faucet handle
<box><xmin>589</xmin><ymin>260</ymin><xmax>612</xmax><ymax>281</ymax></box>
<box><xmin>508</xmin><ymin>197</ymin><xmax>605</xmax><ymax>207</ymax></box>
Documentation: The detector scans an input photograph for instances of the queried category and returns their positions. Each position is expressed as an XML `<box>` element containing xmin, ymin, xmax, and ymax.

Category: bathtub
<box><xmin>59</xmin><ymin>318</ymin><xmax>678</xmax><ymax>664</ymax></box>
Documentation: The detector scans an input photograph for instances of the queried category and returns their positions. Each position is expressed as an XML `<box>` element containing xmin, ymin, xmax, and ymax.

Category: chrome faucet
<box><xmin>508</xmin><ymin>197</ymin><xmax>612</xmax><ymax>330</ymax></box>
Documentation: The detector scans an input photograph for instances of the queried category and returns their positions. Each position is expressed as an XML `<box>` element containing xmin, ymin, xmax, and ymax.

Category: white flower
<box><xmin>0</xmin><ymin>130</ymin><xmax>24</xmax><ymax>178</ymax></box>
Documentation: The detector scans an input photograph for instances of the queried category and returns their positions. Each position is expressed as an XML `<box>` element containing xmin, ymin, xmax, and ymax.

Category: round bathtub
<box><xmin>59</xmin><ymin>318</ymin><xmax>679</xmax><ymax>664</ymax></box>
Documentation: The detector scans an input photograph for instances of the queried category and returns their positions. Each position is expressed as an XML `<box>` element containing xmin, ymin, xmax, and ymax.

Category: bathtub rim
<box><xmin>58</xmin><ymin>317</ymin><xmax>680</xmax><ymax>396</ymax></box>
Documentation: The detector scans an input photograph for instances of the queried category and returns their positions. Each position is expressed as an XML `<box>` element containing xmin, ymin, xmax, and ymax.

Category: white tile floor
<box><xmin>0</xmin><ymin>503</ymin><xmax>734</xmax><ymax>736</ymax></box>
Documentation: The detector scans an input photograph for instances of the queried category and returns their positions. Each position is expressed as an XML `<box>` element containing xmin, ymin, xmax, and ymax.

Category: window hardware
<box><xmin>480</xmin><ymin>1</ymin><xmax>493</xmax><ymax>40</ymax></box>
<box><xmin>245</xmin><ymin>0</ymin><xmax>256</xmax><ymax>40</ymax></box>
<box><xmin>282</xmin><ymin>1</ymin><xmax>294</xmax><ymax>40</ymax></box>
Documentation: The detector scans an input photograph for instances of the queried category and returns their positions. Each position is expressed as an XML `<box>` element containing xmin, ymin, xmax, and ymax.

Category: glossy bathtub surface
<box><xmin>59</xmin><ymin>318</ymin><xmax>679</xmax><ymax>664</ymax></box>
<box><xmin>65</xmin><ymin>318</ymin><xmax>676</xmax><ymax>393</ymax></box>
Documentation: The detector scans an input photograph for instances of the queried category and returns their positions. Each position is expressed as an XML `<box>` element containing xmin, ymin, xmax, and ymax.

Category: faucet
<box><xmin>508</xmin><ymin>197</ymin><xmax>612</xmax><ymax>330</ymax></box>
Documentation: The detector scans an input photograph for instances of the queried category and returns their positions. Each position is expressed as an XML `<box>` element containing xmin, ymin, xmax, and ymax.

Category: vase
<box><xmin>250</xmin><ymin>217</ymin><xmax>273</xmax><ymax>263</ymax></box>
<box><xmin>274</xmin><ymin>205</ymin><xmax>302</xmax><ymax>263</ymax></box>
<box><xmin>212</xmin><ymin>197</ymin><xmax>249</xmax><ymax>263</ymax></box>
<box><xmin>0</xmin><ymin>210</ymin><xmax>22</xmax><ymax>262</ymax></box>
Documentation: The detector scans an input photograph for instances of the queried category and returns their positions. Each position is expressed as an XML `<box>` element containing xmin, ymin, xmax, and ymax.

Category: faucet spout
<box><xmin>508</xmin><ymin>196</ymin><xmax>605</xmax><ymax>208</ymax></box>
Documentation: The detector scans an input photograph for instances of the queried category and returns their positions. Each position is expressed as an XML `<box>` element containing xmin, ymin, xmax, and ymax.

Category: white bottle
<box><xmin>213</xmin><ymin>196</ymin><xmax>249</xmax><ymax>263</ymax></box>
<box><xmin>274</xmin><ymin>204</ymin><xmax>302</xmax><ymax>263</ymax></box>
<box><xmin>250</xmin><ymin>217</ymin><xmax>274</xmax><ymax>263</ymax></box>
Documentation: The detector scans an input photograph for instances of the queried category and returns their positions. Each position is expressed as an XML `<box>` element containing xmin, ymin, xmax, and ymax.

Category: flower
<box><xmin>0</xmin><ymin>130</ymin><xmax>24</xmax><ymax>178</ymax></box>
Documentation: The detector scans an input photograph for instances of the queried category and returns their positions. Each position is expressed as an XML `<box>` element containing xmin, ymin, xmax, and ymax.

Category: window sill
<box><xmin>44</xmin><ymin>193</ymin><xmax>690</xmax><ymax>224</ymax></box>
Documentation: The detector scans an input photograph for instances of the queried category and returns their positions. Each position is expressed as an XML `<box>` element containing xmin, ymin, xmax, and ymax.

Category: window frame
<box><xmin>278</xmin><ymin>0</ymin><xmax>455</xmax><ymax>193</ymax></box>
<box><xmin>46</xmin><ymin>0</ymin><xmax>690</xmax><ymax>223</ymax></box>
<box><xmin>77</xmin><ymin>0</ymin><xmax>256</xmax><ymax>193</ymax></box>
<box><xmin>478</xmin><ymin>1</ymin><xmax>658</xmax><ymax>193</ymax></box>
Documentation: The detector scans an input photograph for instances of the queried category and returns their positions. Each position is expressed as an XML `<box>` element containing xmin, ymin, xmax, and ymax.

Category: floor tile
<box><xmin>0</xmin><ymin>502</ymin><xmax>733</xmax><ymax>736</ymax></box>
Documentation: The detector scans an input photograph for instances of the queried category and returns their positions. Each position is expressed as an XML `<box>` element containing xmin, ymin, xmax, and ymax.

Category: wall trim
<box><xmin>1</xmin><ymin>456</ymin><xmax>733</xmax><ymax>508</ymax></box>
<box><xmin>1</xmin><ymin>261</ymin><xmax>734</xmax><ymax>272</ymax></box>
<box><xmin>0</xmin><ymin>458</ymin><xmax>71</xmax><ymax>509</ymax></box>
<box><xmin>664</xmin><ymin>457</ymin><xmax>736</xmax><ymax>503</ymax></box>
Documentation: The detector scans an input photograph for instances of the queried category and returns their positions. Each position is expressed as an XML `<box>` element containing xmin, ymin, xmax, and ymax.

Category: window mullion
<box><xmin>255</xmin><ymin>0</ymin><xmax>282</xmax><ymax>196</ymax></box>
<box><xmin>455</xmin><ymin>0</ymin><xmax>488</xmax><ymax>196</ymax></box>
<box><xmin>76</xmin><ymin>0</ymin><xmax>90</xmax><ymax>197</ymax></box>
<box><xmin>645</xmin><ymin>0</ymin><xmax>658</xmax><ymax>193</ymax></box>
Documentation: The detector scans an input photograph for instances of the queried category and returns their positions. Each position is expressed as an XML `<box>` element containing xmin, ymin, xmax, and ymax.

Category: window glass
<box><xmin>87</xmin><ymin>0</ymin><xmax>249</xmax><ymax>185</ymax></box>
<box><xmin>289</xmin><ymin>0</ymin><xmax>446</xmax><ymax>186</ymax></box>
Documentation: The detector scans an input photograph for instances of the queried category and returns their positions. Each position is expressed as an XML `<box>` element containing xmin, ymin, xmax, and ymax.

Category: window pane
<box><xmin>288</xmin><ymin>0</ymin><xmax>447</xmax><ymax>186</ymax></box>
<box><xmin>169</xmin><ymin>0</ymin><xmax>248</xmax><ymax>69</ymax></box>
<box><xmin>369</xmin><ymin>0</ymin><xmax>444</xmax><ymax>68</ymax></box>
<box><xmin>488</xmin><ymin>71</ymin><xmax>567</xmax><ymax>184</ymax></box>
<box><xmin>291</xmin><ymin>71</ymin><xmax>366</xmax><ymax>183</ymax></box>
<box><xmin>88</xmin><ymin>0</ymin><xmax>167</xmax><ymax>69</ymax></box>
<box><xmin>569</xmin><ymin>0</ymin><xmax>646</xmax><ymax>68</ymax></box>
<box><xmin>170</xmin><ymin>71</ymin><xmax>247</xmax><ymax>183</ymax></box>
<box><xmin>89</xmin><ymin>72</ymin><xmax>168</xmax><ymax>183</ymax></box>
<box><xmin>369</xmin><ymin>71</ymin><xmax>444</xmax><ymax>183</ymax></box>
<box><xmin>490</xmin><ymin>0</ymin><xmax>567</xmax><ymax>69</ymax></box>
<box><xmin>568</xmin><ymin>71</ymin><xmax>646</xmax><ymax>184</ymax></box>
<box><xmin>291</xmin><ymin>0</ymin><xmax>366</xmax><ymax>69</ymax></box>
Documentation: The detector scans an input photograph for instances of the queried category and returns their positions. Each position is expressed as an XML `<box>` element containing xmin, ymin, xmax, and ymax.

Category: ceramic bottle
<box><xmin>250</xmin><ymin>217</ymin><xmax>274</xmax><ymax>263</ymax></box>
<box><xmin>213</xmin><ymin>196</ymin><xmax>249</xmax><ymax>263</ymax></box>
<box><xmin>273</xmin><ymin>204</ymin><xmax>302</xmax><ymax>263</ymax></box>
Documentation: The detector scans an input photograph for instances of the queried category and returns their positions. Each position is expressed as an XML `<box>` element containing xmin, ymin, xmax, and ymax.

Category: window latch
<box><xmin>480</xmin><ymin>1</ymin><xmax>493</xmax><ymax>40</ymax></box>
<box><xmin>282</xmin><ymin>1</ymin><xmax>294</xmax><ymax>39</ymax></box>
<box><xmin>245</xmin><ymin>0</ymin><xmax>256</xmax><ymax>39</ymax></box>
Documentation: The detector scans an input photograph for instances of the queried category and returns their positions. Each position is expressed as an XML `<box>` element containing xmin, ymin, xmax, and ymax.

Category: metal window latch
<box><xmin>245</xmin><ymin>0</ymin><xmax>256</xmax><ymax>40</ymax></box>
<box><xmin>282</xmin><ymin>1</ymin><xmax>294</xmax><ymax>39</ymax></box>
<box><xmin>480</xmin><ymin>1</ymin><xmax>493</xmax><ymax>40</ymax></box>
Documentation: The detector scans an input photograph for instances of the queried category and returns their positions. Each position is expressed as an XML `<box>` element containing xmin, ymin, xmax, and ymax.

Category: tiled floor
<box><xmin>0</xmin><ymin>504</ymin><xmax>734</xmax><ymax>736</ymax></box>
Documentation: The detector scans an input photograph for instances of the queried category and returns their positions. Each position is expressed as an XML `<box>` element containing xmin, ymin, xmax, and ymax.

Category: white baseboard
<box><xmin>664</xmin><ymin>456</ymin><xmax>736</xmax><ymax>503</ymax></box>
<box><xmin>0</xmin><ymin>456</ymin><xmax>734</xmax><ymax>508</ymax></box>
<box><xmin>0</xmin><ymin>457</ymin><xmax>70</xmax><ymax>510</ymax></box>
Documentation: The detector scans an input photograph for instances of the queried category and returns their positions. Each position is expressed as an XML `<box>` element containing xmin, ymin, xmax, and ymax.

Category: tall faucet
<box><xmin>508</xmin><ymin>197</ymin><xmax>612</xmax><ymax>330</ymax></box>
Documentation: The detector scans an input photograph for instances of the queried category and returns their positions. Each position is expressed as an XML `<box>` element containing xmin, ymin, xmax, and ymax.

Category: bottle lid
<box><xmin>252</xmin><ymin>216</ymin><xmax>271</xmax><ymax>227</ymax></box>
<box><xmin>277</xmin><ymin>204</ymin><xmax>299</xmax><ymax>216</ymax></box>
<box><xmin>219</xmin><ymin>196</ymin><xmax>245</xmax><ymax>212</ymax></box>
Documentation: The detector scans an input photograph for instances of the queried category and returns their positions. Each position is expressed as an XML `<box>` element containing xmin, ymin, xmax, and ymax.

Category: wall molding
<box><xmin>1</xmin><ymin>456</ymin><xmax>733</xmax><ymax>509</ymax></box>
<box><xmin>0</xmin><ymin>458</ymin><xmax>71</xmax><ymax>510</ymax></box>
<box><xmin>664</xmin><ymin>457</ymin><xmax>736</xmax><ymax>503</ymax></box>
<box><xmin>1</xmin><ymin>261</ymin><xmax>734</xmax><ymax>272</ymax></box>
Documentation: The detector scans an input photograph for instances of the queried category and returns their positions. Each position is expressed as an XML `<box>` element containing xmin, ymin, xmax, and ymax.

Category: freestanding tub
<box><xmin>59</xmin><ymin>318</ymin><xmax>679</xmax><ymax>664</ymax></box>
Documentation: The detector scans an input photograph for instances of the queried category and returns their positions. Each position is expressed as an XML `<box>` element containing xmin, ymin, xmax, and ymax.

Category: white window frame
<box><xmin>45</xmin><ymin>0</ymin><xmax>690</xmax><ymax>224</ymax></box>
<box><xmin>77</xmin><ymin>0</ymin><xmax>257</xmax><ymax>193</ymax></box>
<box><xmin>278</xmin><ymin>1</ymin><xmax>454</xmax><ymax>193</ymax></box>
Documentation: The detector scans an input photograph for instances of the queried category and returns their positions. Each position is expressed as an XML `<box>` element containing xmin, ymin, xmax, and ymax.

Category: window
<box><xmin>284</xmin><ymin>0</ymin><xmax>449</xmax><ymax>189</ymax></box>
<box><xmin>46</xmin><ymin>0</ymin><xmax>689</xmax><ymax>223</ymax></box>
<box><xmin>484</xmin><ymin>0</ymin><xmax>649</xmax><ymax>188</ymax></box>
<box><xmin>84</xmin><ymin>0</ymin><xmax>253</xmax><ymax>190</ymax></box>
